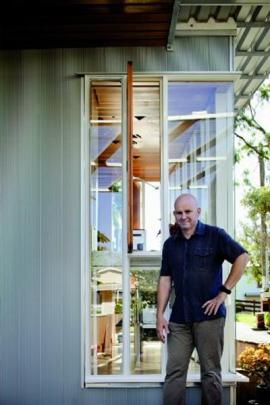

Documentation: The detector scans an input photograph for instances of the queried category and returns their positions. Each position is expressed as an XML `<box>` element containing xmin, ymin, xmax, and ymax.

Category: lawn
<box><xmin>236</xmin><ymin>311</ymin><xmax>257</xmax><ymax>328</ymax></box>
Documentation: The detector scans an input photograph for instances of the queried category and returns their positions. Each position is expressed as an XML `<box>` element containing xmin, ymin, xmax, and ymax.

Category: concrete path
<box><xmin>236</xmin><ymin>321</ymin><xmax>270</xmax><ymax>344</ymax></box>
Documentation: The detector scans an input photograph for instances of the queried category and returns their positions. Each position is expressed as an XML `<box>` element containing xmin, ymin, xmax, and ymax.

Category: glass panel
<box><xmin>167</xmin><ymin>81</ymin><xmax>234</xmax><ymax>373</ymax></box>
<box><xmin>130</xmin><ymin>268</ymin><xmax>162</xmax><ymax>374</ymax></box>
<box><xmin>132</xmin><ymin>82</ymin><xmax>161</xmax><ymax>252</ymax></box>
<box><xmin>89</xmin><ymin>81</ymin><xmax>123</xmax><ymax>374</ymax></box>
<box><xmin>168</xmin><ymin>82</ymin><xmax>233</xmax><ymax>225</ymax></box>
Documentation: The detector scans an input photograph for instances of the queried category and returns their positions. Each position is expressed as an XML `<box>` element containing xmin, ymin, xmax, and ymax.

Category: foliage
<box><xmin>238</xmin><ymin>344</ymin><xmax>270</xmax><ymax>385</ymax></box>
<box><xmin>234</xmin><ymin>83</ymin><xmax>270</xmax><ymax>162</ymax></box>
<box><xmin>97</xmin><ymin>230</ymin><xmax>110</xmax><ymax>243</ymax></box>
<box><xmin>110</xmin><ymin>181</ymin><xmax>122</xmax><ymax>193</ymax></box>
<box><xmin>260</xmin><ymin>82</ymin><xmax>270</xmax><ymax>102</ymax></box>
<box><xmin>235</xmin><ymin>80</ymin><xmax>270</xmax><ymax>287</ymax></box>
<box><xmin>97</xmin><ymin>230</ymin><xmax>110</xmax><ymax>251</ymax></box>
<box><xmin>114</xmin><ymin>299</ymin><xmax>123</xmax><ymax>314</ymax></box>
<box><xmin>265</xmin><ymin>312</ymin><xmax>270</xmax><ymax>328</ymax></box>
<box><xmin>242</xmin><ymin>187</ymin><xmax>270</xmax><ymax>218</ymax></box>
<box><xmin>239</xmin><ymin>222</ymin><xmax>267</xmax><ymax>285</ymax></box>
<box><xmin>239</xmin><ymin>192</ymin><xmax>270</xmax><ymax>284</ymax></box>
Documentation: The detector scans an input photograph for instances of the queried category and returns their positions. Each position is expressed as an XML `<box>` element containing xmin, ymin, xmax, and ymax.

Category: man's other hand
<box><xmin>156</xmin><ymin>316</ymin><xmax>169</xmax><ymax>343</ymax></box>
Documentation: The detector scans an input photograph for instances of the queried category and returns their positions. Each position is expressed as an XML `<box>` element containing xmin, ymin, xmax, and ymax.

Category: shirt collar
<box><xmin>195</xmin><ymin>220</ymin><xmax>205</xmax><ymax>235</ymax></box>
<box><xmin>173</xmin><ymin>220</ymin><xmax>205</xmax><ymax>239</ymax></box>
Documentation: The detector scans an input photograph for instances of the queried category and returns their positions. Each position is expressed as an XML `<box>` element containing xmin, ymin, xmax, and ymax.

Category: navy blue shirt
<box><xmin>160</xmin><ymin>221</ymin><xmax>247</xmax><ymax>323</ymax></box>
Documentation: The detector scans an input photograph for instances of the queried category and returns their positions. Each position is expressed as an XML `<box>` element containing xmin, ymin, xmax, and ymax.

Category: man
<box><xmin>156</xmin><ymin>194</ymin><xmax>249</xmax><ymax>405</ymax></box>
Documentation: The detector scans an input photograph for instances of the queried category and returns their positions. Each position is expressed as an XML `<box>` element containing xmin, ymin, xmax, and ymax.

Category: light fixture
<box><xmin>189</xmin><ymin>185</ymin><xmax>208</xmax><ymax>189</ymax></box>
<box><xmin>134</xmin><ymin>115</ymin><xmax>145</xmax><ymax>121</ymax></box>
<box><xmin>92</xmin><ymin>188</ymin><xmax>110</xmax><ymax>192</ymax></box>
<box><xmin>169</xmin><ymin>158</ymin><xmax>188</xmax><ymax>163</ymax></box>
<box><xmin>196</xmin><ymin>156</ymin><xmax>227</xmax><ymax>162</ymax></box>
<box><xmin>169</xmin><ymin>186</ymin><xmax>182</xmax><ymax>191</ymax></box>
<box><xmin>192</xmin><ymin>110</ymin><xmax>207</xmax><ymax>115</ymax></box>
<box><xmin>106</xmin><ymin>162</ymin><xmax>122</xmax><ymax>167</ymax></box>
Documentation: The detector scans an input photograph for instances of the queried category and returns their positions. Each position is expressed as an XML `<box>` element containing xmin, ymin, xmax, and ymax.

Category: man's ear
<box><xmin>197</xmin><ymin>208</ymin><xmax>201</xmax><ymax>215</ymax></box>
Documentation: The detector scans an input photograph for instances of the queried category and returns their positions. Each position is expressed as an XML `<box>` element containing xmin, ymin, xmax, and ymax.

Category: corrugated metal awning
<box><xmin>174</xmin><ymin>1</ymin><xmax>270</xmax><ymax>110</ymax></box>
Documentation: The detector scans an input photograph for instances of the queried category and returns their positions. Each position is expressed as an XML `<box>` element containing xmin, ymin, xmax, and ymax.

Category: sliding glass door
<box><xmin>85</xmin><ymin>76</ymin><xmax>234</xmax><ymax>381</ymax></box>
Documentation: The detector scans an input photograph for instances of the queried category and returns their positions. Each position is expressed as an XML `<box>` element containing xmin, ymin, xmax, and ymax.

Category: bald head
<box><xmin>174</xmin><ymin>193</ymin><xmax>200</xmax><ymax>210</ymax></box>
<box><xmin>173</xmin><ymin>193</ymin><xmax>201</xmax><ymax>237</ymax></box>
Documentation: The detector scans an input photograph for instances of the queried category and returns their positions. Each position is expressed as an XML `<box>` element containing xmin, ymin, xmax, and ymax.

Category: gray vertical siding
<box><xmin>0</xmin><ymin>38</ymin><xmax>230</xmax><ymax>405</ymax></box>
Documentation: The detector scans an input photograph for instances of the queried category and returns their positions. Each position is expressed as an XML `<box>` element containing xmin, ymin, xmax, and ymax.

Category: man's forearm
<box><xmin>156</xmin><ymin>276</ymin><xmax>172</xmax><ymax>342</ymax></box>
<box><xmin>223</xmin><ymin>252</ymin><xmax>249</xmax><ymax>290</ymax></box>
<box><xmin>157</xmin><ymin>276</ymin><xmax>172</xmax><ymax>317</ymax></box>
<box><xmin>202</xmin><ymin>252</ymin><xmax>249</xmax><ymax>316</ymax></box>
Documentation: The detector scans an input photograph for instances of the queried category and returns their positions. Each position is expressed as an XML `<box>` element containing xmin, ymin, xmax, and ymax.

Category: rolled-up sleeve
<box><xmin>217</xmin><ymin>228</ymin><xmax>248</xmax><ymax>264</ymax></box>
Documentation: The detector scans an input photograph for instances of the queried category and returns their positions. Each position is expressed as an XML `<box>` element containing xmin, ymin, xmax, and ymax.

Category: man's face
<box><xmin>173</xmin><ymin>196</ymin><xmax>201</xmax><ymax>233</ymax></box>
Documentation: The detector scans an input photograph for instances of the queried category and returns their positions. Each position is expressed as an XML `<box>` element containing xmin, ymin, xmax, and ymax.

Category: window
<box><xmin>168</xmin><ymin>81</ymin><xmax>234</xmax><ymax>226</ymax></box>
<box><xmin>82</xmin><ymin>76</ymin><xmax>235</xmax><ymax>384</ymax></box>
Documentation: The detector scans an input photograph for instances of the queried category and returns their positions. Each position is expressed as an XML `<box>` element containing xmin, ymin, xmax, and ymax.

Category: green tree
<box><xmin>235</xmin><ymin>82</ymin><xmax>270</xmax><ymax>290</ymax></box>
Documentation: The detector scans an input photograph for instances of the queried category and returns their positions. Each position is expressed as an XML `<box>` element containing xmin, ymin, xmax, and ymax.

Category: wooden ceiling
<box><xmin>0</xmin><ymin>0</ymin><xmax>174</xmax><ymax>49</ymax></box>
<box><xmin>90</xmin><ymin>81</ymin><xmax>161</xmax><ymax>182</ymax></box>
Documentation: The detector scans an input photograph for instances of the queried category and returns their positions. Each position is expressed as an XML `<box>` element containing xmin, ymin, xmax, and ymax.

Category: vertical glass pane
<box><xmin>89</xmin><ymin>81</ymin><xmax>123</xmax><ymax>374</ymax></box>
<box><xmin>167</xmin><ymin>82</ymin><xmax>234</xmax><ymax>372</ymax></box>
<box><xmin>132</xmin><ymin>82</ymin><xmax>161</xmax><ymax>252</ymax></box>
<box><xmin>130</xmin><ymin>268</ymin><xmax>162</xmax><ymax>374</ymax></box>
<box><xmin>168</xmin><ymin>82</ymin><xmax>233</xmax><ymax>225</ymax></box>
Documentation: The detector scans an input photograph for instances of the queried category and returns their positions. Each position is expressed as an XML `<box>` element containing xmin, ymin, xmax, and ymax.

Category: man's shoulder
<box><xmin>201</xmin><ymin>223</ymin><xmax>229</xmax><ymax>240</ymax></box>
<box><xmin>199</xmin><ymin>222</ymin><xmax>223</xmax><ymax>234</ymax></box>
<box><xmin>164</xmin><ymin>235</ymin><xmax>175</xmax><ymax>245</ymax></box>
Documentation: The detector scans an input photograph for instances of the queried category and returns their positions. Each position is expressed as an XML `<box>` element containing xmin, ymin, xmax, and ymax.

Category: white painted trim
<box><xmin>162</xmin><ymin>76</ymin><xmax>169</xmax><ymax>242</ymax></box>
<box><xmin>80</xmin><ymin>77</ymin><xmax>85</xmax><ymax>388</ymax></box>
<box><xmin>81</xmin><ymin>76</ymin><xmax>91</xmax><ymax>386</ymax></box>
<box><xmin>82</xmin><ymin>73</ymin><xmax>238</xmax><ymax>386</ymax></box>
<box><xmin>168</xmin><ymin>112</ymin><xmax>235</xmax><ymax>121</ymax></box>
<box><xmin>160</xmin><ymin>76</ymin><xmax>168</xmax><ymax>375</ymax></box>
<box><xmin>85</xmin><ymin>371</ymin><xmax>248</xmax><ymax>386</ymax></box>
<box><xmin>121</xmin><ymin>75</ymin><xmax>130</xmax><ymax>376</ymax></box>
<box><xmin>85</xmin><ymin>76</ymin><xmax>91</xmax><ymax>379</ymax></box>
<box><xmin>227</xmin><ymin>94</ymin><xmax>237</xmax><ymax>374</ymax></box>
<box><xmin>90</xmin><ymin>120</ymin><xmax>121</xmax><ymax>124</ymax></box>
<box><xmin>76</xmin><ymin>72</ymin><xmax>241</xmax><ymax>82</ymax></box>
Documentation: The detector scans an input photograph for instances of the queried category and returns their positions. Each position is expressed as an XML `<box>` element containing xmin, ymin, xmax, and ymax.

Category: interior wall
<box><xmin>0</xmin><ymin>37</ymin><xmax>231</xmax><ymax>405</ymax></box>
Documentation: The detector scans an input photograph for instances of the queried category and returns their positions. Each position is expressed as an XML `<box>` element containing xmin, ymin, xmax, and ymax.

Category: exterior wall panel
<box><xmin>0</xmin><ymin>38</ymin><xmax>230</xmax><ymax>404</ymax></box>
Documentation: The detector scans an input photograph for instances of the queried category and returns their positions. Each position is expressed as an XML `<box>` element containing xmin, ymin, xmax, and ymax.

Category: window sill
<box><xmin>84</xmin><ymin>372</ymin><xmax>248</xmax><ymax>388</ymax></box>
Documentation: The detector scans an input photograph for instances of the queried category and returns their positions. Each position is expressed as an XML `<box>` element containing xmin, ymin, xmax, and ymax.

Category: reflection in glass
<box><xmin>130</xmin><ymin>268</ymin><xmax>162</xmax><ymax>374</ymax></box>
<box><xmin>90</xmin><ymin>261</ymin><xmax>123</xmax><ymax>375</ymax></box>
<box><xmin>90</xmin><ymin>81</ymin><xmax>123</xmax><ymax>253</ymax></box>
<box><xmin>168</xmin><ymin>82</ymin><xmax>233</xmax><ymax>225</ymax></box>
<box><xmin>167</xmin><ymin>82</ymin><xmax>233</xmax><ymax>373</ymax></box>
<box><xmin>132</xmin><ymin>83</ymin><xmax>161</xmax><ymax>252</ymax></box>
<box><xmin>89</xmin><ymin>81</ymin><xmax>123</xmax><ymax>374</ymax></box>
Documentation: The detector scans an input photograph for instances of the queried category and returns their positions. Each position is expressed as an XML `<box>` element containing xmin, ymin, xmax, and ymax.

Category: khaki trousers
<box><xmin>163</xmin><ymin>318</ymin><xmax>225</xmax><ymax>405</ymax></box>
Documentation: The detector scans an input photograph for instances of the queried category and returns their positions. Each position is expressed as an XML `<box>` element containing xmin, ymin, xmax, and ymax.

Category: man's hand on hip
<box><xmin>202</xmin><ymin>292</ymin><xmax>227</xmax><ymax>316</ymax></box>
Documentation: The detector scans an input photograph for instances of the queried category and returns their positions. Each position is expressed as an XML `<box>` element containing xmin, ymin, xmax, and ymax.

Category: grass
<box><xmin>236</xmin><ymin>311</ymin><xmax>257</xmax><ymax>328</ymax></box>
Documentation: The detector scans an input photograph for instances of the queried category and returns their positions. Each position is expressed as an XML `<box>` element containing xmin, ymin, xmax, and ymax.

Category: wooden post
<box><xmin>127</xmin><ymin>61</ymin><xmax>133</xmax><ymax>253</ymax></box>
